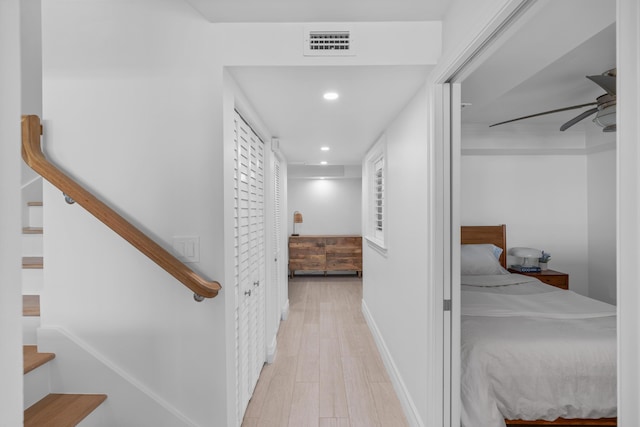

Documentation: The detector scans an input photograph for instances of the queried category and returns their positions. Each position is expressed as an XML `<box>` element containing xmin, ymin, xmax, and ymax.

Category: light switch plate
<box><xmin>172</xmin><ymin>236</ymin><xmax>200</xmax><ymax>263</ymax></box>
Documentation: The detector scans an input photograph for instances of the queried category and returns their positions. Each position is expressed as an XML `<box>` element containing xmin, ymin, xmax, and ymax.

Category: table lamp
<box><xmin>292</xmin><ymin>211</ymin><xmax>303</xmax><ymax>236</ymax></box>
<box><xmin>509</xmin><ymin>247</ymin><xmax>542</xmax><ymax>267</ymax></box>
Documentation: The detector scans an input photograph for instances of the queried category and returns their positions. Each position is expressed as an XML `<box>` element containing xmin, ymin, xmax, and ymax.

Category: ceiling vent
<box><xmin>304</xmin><ymin>29</ymin><xmax>355</xmax><ymax>57</ymax></box>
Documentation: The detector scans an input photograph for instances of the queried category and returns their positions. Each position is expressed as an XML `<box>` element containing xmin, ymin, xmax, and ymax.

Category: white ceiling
<box><xmin>186</xmin><ymin>0</ymin><xmax>450</xmax><ymax>23</ymax></box>
<box><xmin>218</xmin><ymin>0</ymin><xmax>615</xmax><ymax>167</ymax></box>
<box><xmin>461</xmin><ymin>0</ymin><xmax>616</xmax><ymax>130</ymax></box>
<box><xmin>230</xmin><ymin>66</ymin><xmax>431</xmax><ymax>165</ymax></box>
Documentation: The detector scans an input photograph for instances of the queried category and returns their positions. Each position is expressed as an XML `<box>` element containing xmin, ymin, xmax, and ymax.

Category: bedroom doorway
<box><xmin>438</xmin><ymin>0</ymin><xmax>623</xmax><ymax>425</ymax></box>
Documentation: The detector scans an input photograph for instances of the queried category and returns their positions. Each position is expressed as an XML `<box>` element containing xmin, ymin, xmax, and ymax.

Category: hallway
<box><xmin>242</xmin><ymin>276</ymin><xmax>409</xmax><ymax>427</ymax></box>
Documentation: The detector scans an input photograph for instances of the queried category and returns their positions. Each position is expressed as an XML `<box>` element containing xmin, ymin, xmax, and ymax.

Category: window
<box><xmin>373</xmin><ymin>156</ymin><xmax>384</xmax><ymax>240</ymax></box>
<box><xmin>365</xmin><ymin>135</ymin><xmax>386</xmax><ymax>252</ymax></box>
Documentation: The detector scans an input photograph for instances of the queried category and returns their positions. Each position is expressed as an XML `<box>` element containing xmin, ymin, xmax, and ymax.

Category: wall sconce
<box><xmin>292</xmin><ymin>211</ymin><xmax>303</xmax><ymax>236</ymax></box>
<box><xmin>508</xmin><ymin>247</ymin><xmax>542</xmax><ymax>267</ymax></box>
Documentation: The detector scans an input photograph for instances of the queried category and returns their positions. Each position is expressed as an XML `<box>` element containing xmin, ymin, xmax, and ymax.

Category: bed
<box><xmin>460</xmin><ymin>225</ymin><xmax>617</xmax><ymax>427</ymax></box>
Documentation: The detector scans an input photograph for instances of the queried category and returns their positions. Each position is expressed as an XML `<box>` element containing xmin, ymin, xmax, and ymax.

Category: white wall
<box><xmin>586</xmin><ymin>124</ymin><xmax>616</xmax><ymax>304</ymax></box>
<box><xmin>460</xmin><ymin>125</ymin><xmax>618</xmax><ymax>300</ymax></box>
<box><xmin>587</xmin><ymin>148</ymin><xmax>616</xmax><ymax>303</ymax></box>
<box><xmin>42</xmin><ymin>1</ymin><xmax>227</xmax><ymax>425</ymax></box>
<box><xmin>20</xmin><ymin>0</ymin><xmax>41</xmax><ymax>186</ymax></box>
<box><xmin>287</xmin><ymin>178</ymin><xmax>362</xmax><ymax>235</ymax></box>
<box><xmin>0</xmin><ymin>0</ymin><xmax>24</xmax><ymax>424</ymax></box>
<box><xmin>362</xmin><ymin>84</ymin><xmax>433</xmax><ymax>426</ymax></box>
<box><xmin>41</xmin><ymin>2</ymin><xmax>441</xmax><ymax>425</ymax></box>
<box><xmin>460</xmin><ymin>152</ymin><xmax>590</xmax><ymax>295</ymax></box>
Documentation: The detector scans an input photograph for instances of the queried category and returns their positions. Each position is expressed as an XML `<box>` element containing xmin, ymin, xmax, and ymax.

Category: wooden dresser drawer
<box><xmin>289</xmin><ymin>235</ymin><xmax>362</xmax><ymax>277</ymax></box>
<box><xmin>536</xmin><ymin>274</ymin><xmax>569</xmax><ymax>290</ymax></box>
<box><xmin>508</xmin><ymin>268</ymin><xmax>569</xmax><ymax>290</ymax></box>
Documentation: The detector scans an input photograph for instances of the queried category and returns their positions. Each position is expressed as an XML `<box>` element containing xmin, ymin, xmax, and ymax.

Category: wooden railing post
<box><xmin>21</xmin><ymin>115</ymin><xmax>221</xmax><ymax>299</ymax></box>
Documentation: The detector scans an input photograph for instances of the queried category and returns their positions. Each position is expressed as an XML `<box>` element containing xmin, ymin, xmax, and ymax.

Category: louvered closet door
<box><xmin>233</xmin><ymin>111</ymin><xmax>266</xmax><ymax>423</ymax></box>
<box><xmin>272</xmin><ymin>157</ymin><xmax>282</xmax><ymax>317</ymax></box>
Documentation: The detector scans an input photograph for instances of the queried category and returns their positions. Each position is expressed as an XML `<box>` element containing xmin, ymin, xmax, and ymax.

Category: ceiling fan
<box><xmin>490</xmin><ymin>68</ymin><xmax>617</xmax><ymax>132</ymax></box>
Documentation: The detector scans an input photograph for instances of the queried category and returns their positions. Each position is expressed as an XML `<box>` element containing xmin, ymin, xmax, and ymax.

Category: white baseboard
<box><xmin>281</xmin><ymin>299</ymin><xmax>289</xmax><ymax>321</ymax></box>
<box><xmin>266</xmin><ymin>335</ymin><xmax>277</xmax><ymax>364</ymax></box>
<box><xmin>361</xmin><ymin>300</ymin><xmax>424</xmax><ymax>427</ymax></box>
<box><xmin>37</xmin><ymin>326</ymin><xmax>199</xmax><ymax>427</ymax></box>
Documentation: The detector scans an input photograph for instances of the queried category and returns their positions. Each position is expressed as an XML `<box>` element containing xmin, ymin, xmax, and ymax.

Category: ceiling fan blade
<box><xmin>559</xmin><ymin>107</ymin><xmax>599</xmax><ymax>131</ymax></box>
<box><xmin>586</xmin><ymin>74</ymin><xmax>616</xmax><ymax>96</ymax></box>
<box><xmin>489</xmin><ymin>102</ymin><xmax>598</xmax><ymax>128</ymax></box>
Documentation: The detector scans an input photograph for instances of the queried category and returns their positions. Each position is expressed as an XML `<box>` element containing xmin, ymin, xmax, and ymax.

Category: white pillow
<box><xmin>461</xmin><ymin>244</ymin><xmax>509</xmax><ymax>275</ymax></box>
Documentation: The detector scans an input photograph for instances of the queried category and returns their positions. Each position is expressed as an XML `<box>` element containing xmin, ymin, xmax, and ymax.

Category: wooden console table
<box><xmin>288</xmin><ymin>235</ymin><xmax>362</xmax><ymax>277</ymax></box>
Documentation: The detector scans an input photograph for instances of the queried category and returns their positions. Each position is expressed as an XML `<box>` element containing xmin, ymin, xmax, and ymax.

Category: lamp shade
<box><xmin>509</xmin><ymin>247</ymin><xmax>542</xmax><ymax>258</ymax></box>
<box><xmin>292</xmin><ymin>211</ymin><xmax>303</xmax><ymax>236</ymax></box>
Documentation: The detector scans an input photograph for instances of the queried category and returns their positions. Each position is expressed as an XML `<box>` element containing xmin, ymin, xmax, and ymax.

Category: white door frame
<box><xmin>616</xmin><ymin>0</ymin><xmax>640</xmax><ymax>423</ymax></box>
<box><xmin>432</xmin><ymin>2</ymin><xmax>539</xmax><ymax>424</ymax></box>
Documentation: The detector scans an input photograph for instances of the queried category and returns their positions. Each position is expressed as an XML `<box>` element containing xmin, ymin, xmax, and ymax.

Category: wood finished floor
<box><xmin>242</xmin><ymin>275</ymin><xmax>409</xmax><ymax>427</ymax></box>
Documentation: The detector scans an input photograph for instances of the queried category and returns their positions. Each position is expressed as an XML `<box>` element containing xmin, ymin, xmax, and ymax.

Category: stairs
<box><xmin>22</xmin><ymin>201</ymin><xmax>107</xmax><ymax>425</ymax></box>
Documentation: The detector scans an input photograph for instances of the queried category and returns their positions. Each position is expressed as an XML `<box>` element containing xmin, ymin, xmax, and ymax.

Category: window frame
<box><xmin>364</xmin><ymin>135</ymin><xmax>387</xmax><ymax>253</ymax></box>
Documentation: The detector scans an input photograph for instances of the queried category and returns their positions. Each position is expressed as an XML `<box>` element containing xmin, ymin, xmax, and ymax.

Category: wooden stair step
<box><xmin>23</xmin><ymin>295</ymin><xmax>40</xmax><ymax>316</ymax></box>
<box><xmin>27</xmin><ymin>201</ymin><xmax>43</xmax><ymax>207</ymax></box>
<box><xmin>23</xmin><ymin>227</ymin><xmax>43</xmax><ymax>234</ymax></box>
<box><xmin>22</xmin><ymin>256</ymin><xmax>43</xmax><ymax>269</ymax></box>
<box><xmin>23</xmin><ymin>345</ymin><xmax>55</xmax><ymax>374</ymax></box>
<box><xmin>24</xmin><ymin>394</ymin><xmax>107</xmax><ymax>427</ymax></box>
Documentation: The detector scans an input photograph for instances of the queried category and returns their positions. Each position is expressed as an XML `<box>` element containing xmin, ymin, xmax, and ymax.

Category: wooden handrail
<box><xmin>21</xmin><ymin>115</ymin><xmax>221</xmax><ymax>299</ymax></box>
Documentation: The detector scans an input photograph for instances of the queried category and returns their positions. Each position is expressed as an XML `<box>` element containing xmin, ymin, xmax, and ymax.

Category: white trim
<box><xmin>461</xmin><ymin>146</ymin><xmax>616</xmax><ymax>156</ymax></box>
<box><xmin>364</xmin><ymin>135</ymin><xmax>387</xmax><ymax>249</ymax></box>
<box><xmin>21</xmin><ymin>175</ymin><xmax>42</xmax><ymax>190</ymax></box>
<box><xmin>280</xmin><ymin>298</ymin><xmax>289</xmax><ymax>321</ymax></box>
<box><xmin>428</xmin><ymin>2</ymin><xmax>542</xmax><ymax>426</ymax></box>
<box><xmin>266</xmin><ymin>335</ymin><xmax>277</xmax><ymax>364</ymax></box>
<box><xmin>364</xmin><ymin>235</ymin><xmax>388</xmax><ymax>256</ymax></box>
<box><xmin>617</xmin><ymin>0</ymin><xmax>640</xmax><ymax>423</ymax></box>
<box><xmin>362</xmin><ymin>300</ymin><xmax>424</xmax><ymax>427</ymax></box>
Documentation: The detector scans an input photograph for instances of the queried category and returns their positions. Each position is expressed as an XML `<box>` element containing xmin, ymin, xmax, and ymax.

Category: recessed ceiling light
<box><xmin>320</xmin><ymin>161</ymin><xmax>328</xmax><ymax>165</ymax></box>
<box><xmin>323</xmin><ymin>92</ymin><xmax>339</xmax><ymax>101</ymax></box>
<box><xmin>321</xmin><ymin>146</ymin><xmax>330</xmax><ymax>151</ymax></box>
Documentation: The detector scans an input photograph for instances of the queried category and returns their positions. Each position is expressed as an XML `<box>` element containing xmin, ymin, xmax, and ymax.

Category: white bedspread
<box><xmin>462</xmin><ymin>289</ymin><xmax>616</xmax><ymax>319</ymax></box>
<box><xmin>461</xmin><ymin>278</ymin><xmax>617</xmax><ymax>427</ymax></box>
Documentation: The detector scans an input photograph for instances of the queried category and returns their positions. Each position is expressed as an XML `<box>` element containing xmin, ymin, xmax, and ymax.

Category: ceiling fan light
<box><xmin>593</xmin><ymin>104</ymin><xmax>616</xmax><ymax>129</ymax></box>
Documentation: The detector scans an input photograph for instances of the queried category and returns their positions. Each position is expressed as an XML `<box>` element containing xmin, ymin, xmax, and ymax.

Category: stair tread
<box><xmin>24</xmin><ymin>393</ymin><xmax>107</xmax><ymax>427</ymax></box>
<box><xmin>23</xmin><ymin>345</ymin><xmax>55</xmax><ymax>374</ymax></box>
<box><xmin>23</xmin><ymin>227</ymin><xmax>43</xmax><ymax>234</ymax></box>
<box><xmin>27</xmin><ymin>201</ymin><xmax>43</xmax><ymax>207</ymax></box>
<box><xmin>22</xmin><ymin>256</ymin><xmax>43</xmax><ymax>269</ymax></box>
<box><xmin>23</xmin><ymin>295</ymin><xmax>40</xmax><ymax>316</ymax></box>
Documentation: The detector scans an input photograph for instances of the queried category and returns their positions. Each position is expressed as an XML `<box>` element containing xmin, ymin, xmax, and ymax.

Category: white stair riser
<box><xmin>22</xmin><ymin>233</ymin><xmax>43</xmax><ymax>257</ymax></box>
<box><xmin>23</xmin><ymin>317</ymin><xmax>40</xmax><ymax>346</ymax></box>
<box><xmin>28</xmin><ymin>205</ymin><xmax>43</xmax><ymax>228</ymax></box>
<box><xmin>22</xmin><ymin>269</ymin><xmax>44</xmax><ymax>294</ymax></box>
<box><xmin>24</xmin><ymin>363</ymin><xmax>51</xmax><ymax>410</ymax></box>
<box><xmin>77</xmin><ymin>401</ymin><xmax>108</xmax><ymax>427</ymax></box>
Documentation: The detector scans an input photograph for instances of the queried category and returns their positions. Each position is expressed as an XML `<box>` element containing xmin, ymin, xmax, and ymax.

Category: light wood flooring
<box><xmin>242</xmin><ymin>275</ymin><xmax>409</xmax><ymax>427</ymax></box>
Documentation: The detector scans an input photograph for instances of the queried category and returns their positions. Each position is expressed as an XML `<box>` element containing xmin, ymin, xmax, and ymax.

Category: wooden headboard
<box><xmin>461</xmin><ymin>224</ymin><xmax>507</xmax><ymax>268</ymax></box>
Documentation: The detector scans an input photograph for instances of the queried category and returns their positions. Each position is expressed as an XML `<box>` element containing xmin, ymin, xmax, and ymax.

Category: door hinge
<box><xmin>443</xmin><ymin>299</ymin><xmax>452</xmax><ymax>311</ymax></box>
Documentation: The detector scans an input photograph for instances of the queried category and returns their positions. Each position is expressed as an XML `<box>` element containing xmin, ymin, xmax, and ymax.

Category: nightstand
<box><xmin>508</xmin><ymin>268</ymin><xmax>569</xmax><ymax>290</ymax></box>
